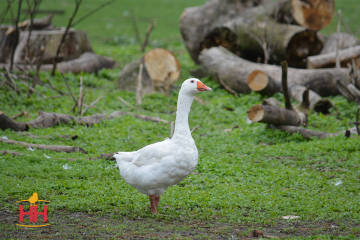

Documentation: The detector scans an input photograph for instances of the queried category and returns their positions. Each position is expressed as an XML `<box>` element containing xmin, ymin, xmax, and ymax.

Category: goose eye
<box><xmin>191</xmin><ymin>80</ymin><xmax>194</xmax><ymax>83</ymax></box>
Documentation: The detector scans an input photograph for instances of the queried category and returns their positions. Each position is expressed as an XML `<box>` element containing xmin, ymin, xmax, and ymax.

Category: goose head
<box><xmin>181</xmin><ymin>78</ymin><xmax>211</xmax><ymax>95</ymax></box>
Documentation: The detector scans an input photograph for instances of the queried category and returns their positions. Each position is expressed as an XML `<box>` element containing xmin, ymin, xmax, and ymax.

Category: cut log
<box><xmin>0</xmin><ymin>111</ymin><xmax>170</xmax><ymax>132</ymax></box>
<box><xmin>201</xmin><ymin>13</ymin><xmax>326</xmax><ymax>68</ymax></box>
<box><xmin>272</xmin><ymin>125</ymin><xmax>357</xmax><ymax>140</ymax></box>
<box><xmin>0</xmin><ymin>138</ymin><xmax>87</xmax><ymax>154</ymax></box>
<box><xmin>117</xmin><ymin>48</ymin><xmax>181</xmax><ymax>94</ymax></box>
<box><xmin>248</xmin><ymin>104</ymin><xmax>306</xmax><ymax>126</ymax></box>
<box><xmin>179</xmin><ymin>0</ymin><xmax>271</xmax><ymax>63</ymax></box>
<box><xmin>307</xmin><ymin>46</ymin><xmax>360</xmax><ymax>69</ymax></box>
<box><xmin>2</xmin><ymin>52</ymin><xmax>118</xmax><ymax>74</ymax></box>
<box><xmin>320</xmin><ymin>33</ymin><xmax>360</xmax><ymax>55</ymax></box>
<box><xmin>199</xmin><ymin>47</ymin><xmax>351</xmax><ymax>97</ymax></box>
<box><xmin>291</xmin><ymin>0</ymin><xmax>334</xmax><ymax>31</ymax></box>
<box><xmin>289</xmin><ymin>85</ymin><xmax>333</xmax><ymax>114</ymax></box>
<box><xmin>248</xmin><ymin>70</ymin><xmax>282</xmax><ymax>96</ymax></box>
<box><xmin>335</xmin><ymin>80</ymin><xmax>360</xmax><ymax>105</ymax></box>
<box><xmin>18</xmin><ymin>14</ymin><xmax>54</xmax><ymax>29</ymax></box>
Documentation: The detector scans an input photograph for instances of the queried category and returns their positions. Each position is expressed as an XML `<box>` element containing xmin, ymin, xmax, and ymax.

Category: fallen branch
<box><xmin>191</xmin><ymin>125</ymin><xmax>200</xmax><ymax>133</ymax></box>
<box><xmin>357</xmin><ymin>106</ymin><xmax>360</xmax><ymax>136</ymax></box>
<box><xmin>0</xmin><ymin>111</ymin><xmax>169</xmax><ymax>131</ymax></box>
<box><xmin>12</xmin><ymin>111</ymin><xmax>30</xmax><ymax>119</ymax></box>
<box><xmin>218</xmin><ymin>76</ymin><xmax>238</xmax><ymax>96</ymax></box>
<box><xmin>136</xmin><ymin>63</ymin><xmax>143</xmax><ymax>105</ymax></box>
<box><xmin>117</xmin><ymin>96</ymin><xmax>143</xmax><ymax>111</ymax></box>
<box><xmin>193</xmin><ymin>96</ymin><xmax>208</xmax><ymax>105</ymax></box>
<box><xmin>15</xmin><ymin>132</ymin><xmax>78</xmax><ymax>140</ymax></box>
<box><xmin>0</xmin><ymin>138</ymin><xmax>87</xmax><ymax>154</ymax></box>
<box><xmin>271</xmin><ymin>125</ymin><xmax>357</xmax><ymax>140</ymax></box>
<box><xmin>81</xmin><ymin>96</ymin><xmax>102</xmax><ymax>115</ymax></box>
<box><xmin>77</xmin><ymin>76</ymin><xmax>83</xmax><ymax>114</ymax></box>
<box><xmin>0</xmin><ymin>151</ymin><xmax>115</xmax><ymax>161</ymax></box>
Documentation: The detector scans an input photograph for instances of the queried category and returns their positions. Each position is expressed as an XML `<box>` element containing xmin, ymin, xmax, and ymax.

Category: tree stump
<box><xmin>117</xmin><ymin>48</ymin><xmax>181</xmax><ymax>94</ymax></box>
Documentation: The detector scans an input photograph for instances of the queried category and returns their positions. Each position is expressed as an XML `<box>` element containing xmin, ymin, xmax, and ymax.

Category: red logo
<box><xmin>16</xmin><ymin>192</ymin><xmax>50</xmax><ymax>227</ymax></box>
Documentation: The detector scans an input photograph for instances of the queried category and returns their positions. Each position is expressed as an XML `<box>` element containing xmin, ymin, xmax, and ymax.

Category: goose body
<box><xmin>114</xmin><ymin>78</ymin><xmax>211</xmax><ymax>214</ymax></box>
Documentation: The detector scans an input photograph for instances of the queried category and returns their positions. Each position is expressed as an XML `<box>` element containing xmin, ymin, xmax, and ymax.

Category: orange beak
<box><xmin>197</xmin><ymin>81</ymin><xmax>211</xmax><ymax>91</ymax></box>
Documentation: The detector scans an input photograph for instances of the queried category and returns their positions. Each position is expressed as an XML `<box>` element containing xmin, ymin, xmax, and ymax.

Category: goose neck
<box><xmin>172</xmin><ymin>90</ymin><xmax>194</xmax><ymax>140</ymax></box>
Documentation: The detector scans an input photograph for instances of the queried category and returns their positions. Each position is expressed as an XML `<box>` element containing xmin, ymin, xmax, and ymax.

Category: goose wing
<box><xmin>114</xmin><ymin>138</ymin><xmax>172</xmax><ymax>167</ymax></box>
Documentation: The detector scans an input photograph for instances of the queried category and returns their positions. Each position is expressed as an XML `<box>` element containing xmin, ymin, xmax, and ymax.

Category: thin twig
<box><xmin>12</xmin><ymin>111</ymin><xmax>30</xmax><ymax>119</ymax></box>
<box><xmin>37</xmin><ymin>93</ymin><xmax>70</xmax><ymax>101</ymax></box>
<box><xmin>78</xmin><ymin>76</ymin><xmax>83</xmax><ymax>114</ymax></box>
<box><xmin>10</xmin><ymin>0</ymin><xmax>22</xmax><ymax>71</ymax></box>
<box><xmin>18</xmin><ymin>77</ymin><xmax>46</xmax><ymax>99</ymax></box>
<box><xmin>357</xmin><ymin>106</ymin><xmax>360</xmax><ymax>136</ymax></box>
<box><xmin>130</xmin><ymin>8</ymin><xmax>142</xmax><ymax>47</ymax></box>
<box><xmin>193</xmin><ymin>96</ymin><xmax>208</xmax><ymax>105</ymax></box>
<box><xmin>4</xmin><ymin>66</ymin><xmax>20</xmax><ymax>97</ymax></box>
<box><xmin>218</xmin><ymin>76</ymin><xmax>238</xmax><ymax>96</ymax></box>
<box><xmin>336</xmin><ymin>9</ymin><xmax>341</xmax><ymax>69</ymax></box>
<box><xmin>136</xmin><ymin>63</ymin><xmax>143</xmax><ymax>105</ymax></box>
<box><xmin>71</xmin><ymin>0</ymin><xmax>116</xmax><ymax>27</ymax></box>
<box><xmin>81</xmin><ymin>96</ymin><xmax>102</xmax><ymax>115</ymax></box>
<box><xmin>51</xmin><ymin>0</ymin><xmax>82</xmax><ymax>76</ymax></box>
<box><xmin>170</xmin><ymin>121</ymin><xmax>175</xmax><ymax>138</ymax></box>
<box><xmin>141</xmin><ymin>19</ymin><xmax>155</xmax><ymax>52</ymax></box>
<box><xmin>117</xmin><ymin>96</ymin><xmax>143</xmax><ymax>111</ymax></box>
<box><xmin>61</xmin><ymin>73</ymin><xmax>77</xmax><ymax>104</ymax></box>
<box><xmin>190</xmin><ymin>125</ymin><xmax>200</xmax><ymax>133</ymax></box>
<box><xmin>280</xmin><ymin>60</ymin><xmax>293</xmax><ymax>111</ymax></box>
<box><xmin>5</xmin><ymin>0</ymin><xmax>15</xmax><ymax>26</ymax></box>
<box><xmin>25</xmin><ymin>0</ymin><xmax>38</xmax><ymax>60</ymax></box>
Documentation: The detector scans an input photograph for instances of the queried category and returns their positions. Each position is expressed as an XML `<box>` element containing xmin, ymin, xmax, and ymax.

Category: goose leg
<box><xmin>149</xmin><ymin>195</ymin><xmax>158</xmax><ymax>214</ymax></box>
<box><xmin>155</xmin><ymin>196</ymin><xmax>161</xmax><ymax>208</ymax></box>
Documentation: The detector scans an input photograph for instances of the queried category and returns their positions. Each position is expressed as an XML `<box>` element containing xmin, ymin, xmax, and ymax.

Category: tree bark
<box><xmin>291</xmin><ymin>0</ymin><xmax>334</xmax><ymax>31</ymax></box>
<box><xmin>199</xmin><ymin>47</ymin><xmax>351</xmax><ymax>97</ymax></box>
<box><xmin>1</xmin><ymin>28</ymin><xmax>93</xmax><ymax>64</ymax></box>
<box><xmin>0</xmin><ymin>111</ymin><xmax>170</xmax><ymax>132</ymax></box>
<box><xmin>2</xmin><ymin>52</ymin><xmax>118</xmax><ymax>74</ymax></box>
<box><xmin>117</xmin><ymin>48</ymin><xmax>181</xmax><ymax>94</ymax></box>
<box><xmin>248</xmin><ymin>70</ymin><xmax>282</xmax><ymax>96</ymax></box>
<box><xmin>289</xmin><ymin>85</ymin><xmax>333</xmax><ymax>114</ymax></box>
<box><xmin>272</xmin><ymin>125</ymin><xmax>356</xmax><ymax>139</ymax></box>
<box><xmin>320</xmin><ymin>33</ymin><xmax>360</xmax><ymax>55</ymax></box>
<box><xmin>248</xmin><ymin>104</ymin><xmax>307</xmax><ymax>126</ymax></box>
<box><xmin>0</xmin><ymin>138</ymin><xmax>87</xmax><ymax>154</ymax></box>
<box><xmin>335</xmin><ymin>80</ymin><xmax>360</xmax><ymax>105</ymax></box>
<box><xmin>201</xmin><ymin>13</ymin><xmax>326</xmax><ymax>68</ymax></box>
<box><xmin>179</xmin><ymin>0</ymin><xmax>271</xmax><ymax>63</ymax></box>
<box><xmin>307</xmin><ymin>46</ymin><xmax>360</xmax><ymax>69</ymax></box>
<box><xmin>18</xmin><ymin>13</ymin><xmax>54</xmax><ymax>29</ymax></box>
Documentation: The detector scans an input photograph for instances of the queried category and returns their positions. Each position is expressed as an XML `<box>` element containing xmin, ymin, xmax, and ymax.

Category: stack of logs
<box><xmin>180</xmin><ymin>0</ymin><xmax>360</xmax><ymax>137</ymax></box>
<box><xmin>180</xmin><ymin>0</ymin><xmax>360</xmax><ymax>103</ymax></box>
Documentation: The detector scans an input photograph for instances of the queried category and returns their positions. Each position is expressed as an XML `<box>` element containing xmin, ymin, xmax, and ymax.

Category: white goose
<box><xmin>114</xmin><ymin>78</ymin><xmax>211</xmax><ymax>214</ymax></box>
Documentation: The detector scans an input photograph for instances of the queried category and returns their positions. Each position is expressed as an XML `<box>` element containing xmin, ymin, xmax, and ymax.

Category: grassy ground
<box><xmin>1</xmin><ymin>0</ymin><xmax>360</xmax><ymax>239</ymax></box>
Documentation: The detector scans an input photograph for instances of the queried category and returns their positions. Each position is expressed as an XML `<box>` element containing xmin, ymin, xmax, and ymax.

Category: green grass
<box><xmin>1</xmin><ymin>0</ymin><xmax>360</xmax><ymax>238</ymax></box>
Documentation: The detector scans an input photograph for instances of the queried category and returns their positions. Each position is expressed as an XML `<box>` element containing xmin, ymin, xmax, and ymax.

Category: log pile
<box><xmin>180</xmin><ymin>0</ymin><xmax>360</xmax><ymax>121</ymax></box>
